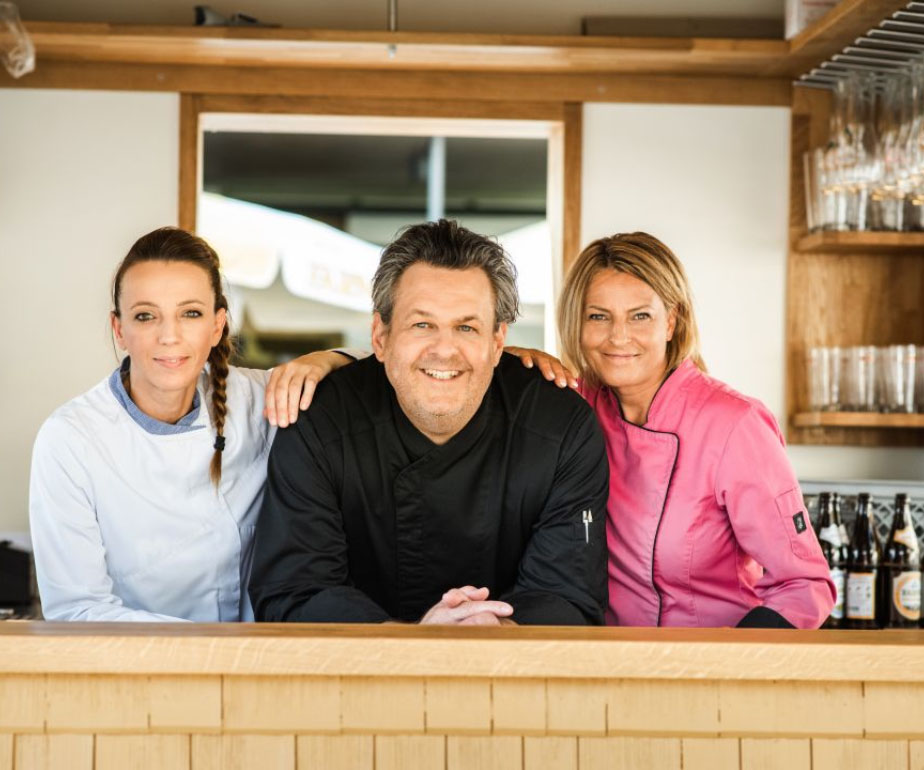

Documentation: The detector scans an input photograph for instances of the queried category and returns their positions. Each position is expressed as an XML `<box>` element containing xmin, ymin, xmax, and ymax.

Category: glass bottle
<box><xmin>832</xmin><ymin>492</ymin><xmax>850</xmax><ymax>546</ymax></box>
<box><xmin>815</xmin><ymin>492</ymin><xmax>847</xmax><ymax>628</ymax></box>
<box><xmin>879</xmin><ymin>493</ymin><xmax>921</xmax><ymax>628</ymax></box>
<box><xmin>846</xmin><ymin>493</ymin><xmax>881</xmax><ymax>629</ymax></box>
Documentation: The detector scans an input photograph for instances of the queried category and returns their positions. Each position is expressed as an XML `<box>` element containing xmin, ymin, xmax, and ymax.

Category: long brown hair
<box><xmin>112</xmin><ymin>227</ymin><xmax>231</xmax><ymax>487</ymax></box>
<box><xmin>558</xmin><ymin>232</ymin><xmax>705</xmax><ymax>388</ymax></box>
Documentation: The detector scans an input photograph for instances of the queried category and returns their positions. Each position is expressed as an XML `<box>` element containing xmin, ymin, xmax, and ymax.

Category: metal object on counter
<box><xmin>0</xmin><ymin>539</ymin><xmax>40</xmax><ymax>620</ymax></box>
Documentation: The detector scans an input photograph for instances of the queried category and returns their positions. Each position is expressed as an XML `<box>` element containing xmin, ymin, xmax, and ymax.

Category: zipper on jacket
<box><xmin>650</xmin><ymin>432</ymin><xmax>680</xmax><ymax>627</ymax></box>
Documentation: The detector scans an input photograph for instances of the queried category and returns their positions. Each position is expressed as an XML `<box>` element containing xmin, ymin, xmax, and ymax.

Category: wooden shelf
<box><xmin>796</xmin><ymin>231</ymin><xmax>924</xmax><ymax>254</ymax></box>
<box><xmin>20</xmin><ymin>21</ymin><xmax>790</xmax><ymax>76</ymax></box>
<box><xmin>792</xmin><ymin>412</ymin><xmax>924</xmax><ymax>429</ymax></box>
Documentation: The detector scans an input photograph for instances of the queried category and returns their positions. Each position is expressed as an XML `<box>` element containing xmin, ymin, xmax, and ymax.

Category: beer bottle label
<box><xmin>818</xmin><ymin>524</ymin><xmax>842</xmax><ymax>547</ymax></box>
<box><xmin>829</xmin><ymin>566</ymin><xmax>845</xmax><ymax>619</ymax></box>
<box><xmin>846</xmin><ymin>572</ymin><xmax>876</xmax><ymax>619</ymax></box>
<box><xmin>892</xmin><ymin>571</ymin><xmax>922</xmax><ymax>621</ymax></box>
<box><xmin>892</xmin><ymin>525</ymin><xmax>920</xmax><ymax>552</ymax></box>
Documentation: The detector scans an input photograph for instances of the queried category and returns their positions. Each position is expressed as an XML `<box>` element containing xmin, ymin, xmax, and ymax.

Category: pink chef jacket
<box><xmin>581</xmin><ymin>359</ymin><xmax>835</xmax><ymax>629</ymax></box>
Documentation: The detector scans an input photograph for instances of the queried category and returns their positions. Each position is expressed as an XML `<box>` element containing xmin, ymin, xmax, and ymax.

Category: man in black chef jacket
<box><xmin>250</xmin><ymin>219</ymin><xmax>608</xmax><ymax>625</ymax></box>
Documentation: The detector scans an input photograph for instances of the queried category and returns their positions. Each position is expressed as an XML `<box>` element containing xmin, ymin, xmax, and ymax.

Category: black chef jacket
<box><xmin>249</xmin><ymin>352</ymin><xmax>609</xmax><ymax>625</ymax></box>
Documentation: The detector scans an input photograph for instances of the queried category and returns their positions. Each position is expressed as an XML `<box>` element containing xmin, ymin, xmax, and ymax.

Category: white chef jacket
<box><xmin>29</xmin><ymin>363</ymin><xmax>274</xmax><ymax>622</ymax></box>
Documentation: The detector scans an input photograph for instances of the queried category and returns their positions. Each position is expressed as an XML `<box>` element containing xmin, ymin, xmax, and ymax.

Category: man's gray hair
<box><xmin>372</xmin><ymin>219</ymin><xmax>520</xmax><ymax>329</ymax></box>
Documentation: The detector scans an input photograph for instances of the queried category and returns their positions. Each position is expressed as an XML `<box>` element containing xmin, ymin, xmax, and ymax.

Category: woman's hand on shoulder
<box><xmin>263</xmin><ymin>350</ymin><xmax>353</xmax><ymax>427</ymax></box>
<box><xmin>505</xmin><ymin>346</ymin><xmax>578</xmax><ymax>389</ymax></box>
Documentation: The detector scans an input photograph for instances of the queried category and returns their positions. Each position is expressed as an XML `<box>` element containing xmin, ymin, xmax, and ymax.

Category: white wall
<box><xmin>581</xmin><ymin>103</ymin><xmax>924</xmax><ymax>482</ymax></box>
<box><xmin>0</xmin><ymin>89</ymin><xmax>179</xmax><ymax>532</ymax></box>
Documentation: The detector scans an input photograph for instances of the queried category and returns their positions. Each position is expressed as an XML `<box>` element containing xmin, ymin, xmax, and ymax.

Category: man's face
<box><xmin>372</xmin><ymin>262</ymin><xmax>507</xmax><ymax>444</ymax></box>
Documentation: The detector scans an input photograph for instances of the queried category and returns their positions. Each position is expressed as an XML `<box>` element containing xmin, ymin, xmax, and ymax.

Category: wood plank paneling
<box><xmin>547</xmin><ymin>680</ymin><xmax>607</xmax><ymax>736</ymax></box>
<box><xmin>812</xmin><ymin>739</ymin><xmax>909</xmax><ymax>770</ymax></box>
<box><xmin>191</xmin><ymin>735</ymin><xmax>295</xmax><ymax>770</ymax></box>
<box><xmin>149</xmin><ymin>675</ymin><xmax>221</xmax><ymax>732</ymax></box>
<box><xmin>341</xmin><ymin>677</ymin><xmax>424</xmax><ymax>734</ymax></box>
<box><xmin>446</xmin><ymin>737</ymin><xmax>521</xmax><ymax>770</ymax></box>
<box><xmin>609</xmin><ymin>680</ymin><xmax>719</xmax><ymax>736</ymax></box>
<box><xmin>425</xmin><ymin>678</ymin><xmax>490</xmax><ymax>734</ymax></box>
<box><xmin>223</xmin><ymin>676</ymin><xmax>340</xmax><ymax>733</ymax></box>
<box><xmin>45</xmin><ymin>675</ymin><xmax>148</xmax><ymax>732</ymax></box>
<box><xmin>95</xmin><ymin>735</ymin><xmax>189</xmax><ymax>770</ymax></box>
<box><xmin>578</xmin><ymin>737</ymin><xmax>682</xmax><ymax>770</ymax></box>
<box><xmin>911</xmin><ymin>741</ymin><xmax>924</xmax><ymax>770</ymax></box>
<box><xmin>740</xmin><ymin>738</ymin><xmax>811</xmax><ymax>770</ymax></box>
<box><xmin>718</xmin><ymin>681</ymin><xmax>863</xmax><ymax>737</ymax></box>
<box><xmin>0</xmin><ymin>735</ymin><xmax>9</xmax><ymax>770</ymax></box>
<box><xmin>13</xmin><ymin>735</ymin><xmax>94</xmax><ymax>770</ymax></box>
<box><xmin>375</xmin><ymin>736</ymin><xmax>445</xmax><ymax>770</ymax></box>
<box><xmin>682</xmin><ymin>738</ymin><xmax>739</xmax><ymax>770</ymax></box>
<box><xmin>523</xmin><ymin>737</ymin><xmax>577</xmax><ymax>770</ymax></box>
<box><xmin>865</xmin><ymin>683</ymin><xmax>924</xmax><ymax>738</ymax></box>
<box><xmin>492</xmin><ymin>679</ymin><xmax>546</xmax><ymax>735</ymax></box>
<box><xmin>7</xmin><ymin>61</ymin><xmax>792</xmax><ymax>107</ymax></box>
<box><xmin>0</xmin><ymin>676</ymin><xmax>45</xmax><ymax>731</ymax></box>
<box><xmin>296</xmin><ymin>736</ymin><xmax>373</xmax><ymax>770</ymax></box>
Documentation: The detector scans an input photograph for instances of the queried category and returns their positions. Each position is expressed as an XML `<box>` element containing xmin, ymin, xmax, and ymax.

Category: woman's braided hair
<box><xmin>111</xmin><ymin>226</ymin><xmax>232</xmax><ymax>487</ymax></box>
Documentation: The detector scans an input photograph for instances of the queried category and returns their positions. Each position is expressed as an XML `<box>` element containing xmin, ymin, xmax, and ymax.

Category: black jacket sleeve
<box><xmin>498</xmin><ymin>408</ymin><xmax>609</xmax><ymax>625</ymax></box>
<box><xmin>248</xmin><ymin>411</ymin><xmax>390</xmax><ymax>623</ymax></box>
<box><xmin>736</xmin><ymin>606</ymin><xmax>796</xmax><ymax>629</ymax></box>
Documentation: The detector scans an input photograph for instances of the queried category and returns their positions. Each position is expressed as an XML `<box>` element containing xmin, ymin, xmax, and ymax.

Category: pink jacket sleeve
<box><xmin>714</xmin><ymin>402</ymin><xmax>836</xmax><ymax>629</ymax></box>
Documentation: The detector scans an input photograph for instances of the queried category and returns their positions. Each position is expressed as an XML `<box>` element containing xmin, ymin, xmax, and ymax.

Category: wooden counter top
<box><xmin>2</xmin><ymin>622</ymin><xmax>923</xmax><ymax>681</ymax></box>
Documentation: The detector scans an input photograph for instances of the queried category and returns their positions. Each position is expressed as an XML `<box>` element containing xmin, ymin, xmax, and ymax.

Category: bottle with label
<box><xmin>846</xmin><ymin>493</ymin><xmax>881</xmax><ymax>629</ymax></box>
<box><xmin>832</xmin><ymin>492</ymin><xmax>850</xmax><ymax>546</ymax></box>
<box><xmin>879</xmin><ymin>493</ymin><xmax>921</xmax><ymax>629</ymax></box>
<box><xmin>815</xmin><ymin>492</ymin><xmax>847</xmax><ymax>628</ymax></box>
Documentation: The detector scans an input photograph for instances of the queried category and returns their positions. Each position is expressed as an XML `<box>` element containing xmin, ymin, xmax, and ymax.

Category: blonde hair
<box><xmin>558</xmin><ymin>232</ymin><xmax>705</xmax><ymax>387</ymax></box>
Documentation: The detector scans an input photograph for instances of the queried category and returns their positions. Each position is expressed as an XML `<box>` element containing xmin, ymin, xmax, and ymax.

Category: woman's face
<box><xmin>580</xmin><ymin>269</ymin><xmax>676</xmax><ymax>392</ymax></box>
<box><xmin>111</xmin><ymin>260</ymin><xmax>225</xmax><ymax>404</ymax></box>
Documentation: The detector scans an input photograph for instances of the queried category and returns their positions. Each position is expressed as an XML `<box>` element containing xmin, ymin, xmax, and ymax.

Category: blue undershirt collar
<box><xmin>108</xmin><ymin>357</ymin><xmax>205</xmax><ymax>435</ymax></box>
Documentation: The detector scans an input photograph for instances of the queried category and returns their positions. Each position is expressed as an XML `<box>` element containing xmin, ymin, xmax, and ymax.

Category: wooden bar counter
<box><xmin>1</xmin><ymin>623</ymin><xmax>923</xmax><ymax>769</ymax></box>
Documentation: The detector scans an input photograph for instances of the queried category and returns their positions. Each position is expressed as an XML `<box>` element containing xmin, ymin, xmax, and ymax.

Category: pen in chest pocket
<box><xmin>582</xmin><ymin>510</ymin><xmax>593</xmax><ymax>543</ymax></box>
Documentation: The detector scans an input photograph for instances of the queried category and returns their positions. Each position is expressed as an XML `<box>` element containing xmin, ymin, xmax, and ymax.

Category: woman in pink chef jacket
<box><xmin>518</xmin><ymin>231</ymin><xmax>835</xmax><ymax>628</ymax></box>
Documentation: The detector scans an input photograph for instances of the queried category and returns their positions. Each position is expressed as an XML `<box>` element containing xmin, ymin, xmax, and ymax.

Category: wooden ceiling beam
<box><xmin>4</xmin><ymin>59</ymin><xmax>791</xmax><ymax>106</ymax></box>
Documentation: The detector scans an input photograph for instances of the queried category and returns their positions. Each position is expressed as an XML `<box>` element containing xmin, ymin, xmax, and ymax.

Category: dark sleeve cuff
<box><xmin>500</xmin><ymin>590</ymin><xmax>602</xmax><ymax>626</ymax></box>
<box><xmin>736</xmin><ymin>606</ymin><xmax>796</xmax><ymax>629</ymax></box>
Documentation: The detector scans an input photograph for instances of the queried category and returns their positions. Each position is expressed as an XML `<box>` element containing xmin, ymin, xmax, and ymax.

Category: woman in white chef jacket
<box><xmin>29</xmin><ymin>226</ymin><xmax>347</xmax><ymax>622</ymax></box>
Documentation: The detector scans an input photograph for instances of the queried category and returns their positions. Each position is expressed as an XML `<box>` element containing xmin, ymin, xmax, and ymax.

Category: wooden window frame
<box><xmin>178</xmin><ymin>94</ymin><xmax>583</xmax><ymax>279</ymax></box>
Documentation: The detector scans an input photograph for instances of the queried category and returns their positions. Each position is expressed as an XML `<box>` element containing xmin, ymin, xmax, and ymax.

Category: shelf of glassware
<box><xmin>792</xmin><ymin>412</ymin><xmax>924</xmax><ymax>429</ymax></box>
<box><xmin>796</xmin><ymin>231</ymin><xmax>924</xmax><ymax>253</ymax></box>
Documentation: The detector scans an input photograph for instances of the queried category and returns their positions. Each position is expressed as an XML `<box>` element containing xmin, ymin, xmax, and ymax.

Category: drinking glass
<box><xmin>877</xmin><ymin>345</ymin><xmax>916</xmax><ymax>412</ymax></box>
<box><xmin>842</xmin><ymin>345</ymin><xmax>876</xmax><ymax>411</ymax></box>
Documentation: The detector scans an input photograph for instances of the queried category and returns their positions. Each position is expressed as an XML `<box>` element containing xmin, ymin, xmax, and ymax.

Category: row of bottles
<box><xmin>815</xmin><ymin>492</ymin><xmax>922</xmax><ymax>629</ymax></box>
